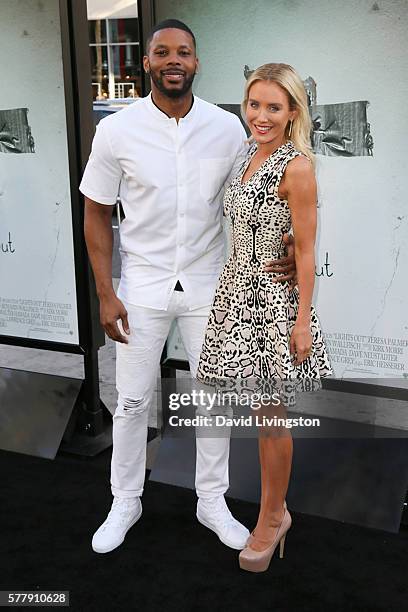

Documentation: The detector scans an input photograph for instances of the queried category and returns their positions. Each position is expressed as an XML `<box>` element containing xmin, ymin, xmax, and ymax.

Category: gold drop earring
<box><xmin>288</xmin><ymin>120</ymin><xmax>293</xmax><ymax>138</ymax></box>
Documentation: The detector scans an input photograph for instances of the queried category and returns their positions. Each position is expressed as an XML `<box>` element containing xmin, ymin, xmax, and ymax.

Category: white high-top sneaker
<box><xmin>196</xmin><ymin>496</ymin><xmax>250</xmax><ymax>550</ymax></box>
<box><xmin>92</xmin><ymin>497</ymin><xmax>142</xmax><ymax>553</ymax></box>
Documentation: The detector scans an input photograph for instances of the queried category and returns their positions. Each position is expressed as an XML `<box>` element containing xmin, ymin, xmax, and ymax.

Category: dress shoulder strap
<box><xmin>271</xmin><ymin>141</ymin><xmax>304</xmax><ymax>199</ymax></box>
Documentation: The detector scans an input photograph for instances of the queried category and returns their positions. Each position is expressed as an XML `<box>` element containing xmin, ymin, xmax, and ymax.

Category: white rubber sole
<box><xmin>92</xmin><ymin>506</ymin><xmax>143</xmax><ymax>554</ymax></box>
<box><xmin>196</xmin><ymin>512</ymin><xmax>248</xmax><ymax>550</ymax></box>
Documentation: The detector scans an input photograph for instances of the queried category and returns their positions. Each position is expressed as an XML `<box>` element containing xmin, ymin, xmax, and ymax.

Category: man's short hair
<box><xmin>145</xmin><ymin>19</ymin><xmax>196</xmax><ymax>53</ymax></box>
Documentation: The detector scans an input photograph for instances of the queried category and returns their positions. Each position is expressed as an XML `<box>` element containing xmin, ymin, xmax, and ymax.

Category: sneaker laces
<box><xmin>101</xmin><ymin>498</ymin><xmax>138</xmax><ymax>531</ymax></box>
<box><xmin>202</xmin><ymin>497</ymin><xmax>234</xmax><ymax>529</ymax></box>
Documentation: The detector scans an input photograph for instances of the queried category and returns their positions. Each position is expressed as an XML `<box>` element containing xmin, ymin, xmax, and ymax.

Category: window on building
<box><xmin>89</xmin><ymin>18</ymin><xmax>141</xmax><ymax>100</ymax></box>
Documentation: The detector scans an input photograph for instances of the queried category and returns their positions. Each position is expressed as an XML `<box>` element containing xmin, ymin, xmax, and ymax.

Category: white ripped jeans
<box><xmin>111</xmin><ymin>291</ymin><xmax>230</xmax><ymax>499</ymax></box>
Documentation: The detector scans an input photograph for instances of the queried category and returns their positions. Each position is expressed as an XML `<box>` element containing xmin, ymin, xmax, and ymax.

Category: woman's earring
<box><xmin>288</xmin><ymin>120</ymin><xmax>293</xmax><ymax>138</ymax></box>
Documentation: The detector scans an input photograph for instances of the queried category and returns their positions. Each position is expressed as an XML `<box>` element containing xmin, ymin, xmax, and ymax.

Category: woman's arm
<box><xmin>284</xmin><ymin>156</ymin><xmax>317</xmax><ymax>364</ymax></box>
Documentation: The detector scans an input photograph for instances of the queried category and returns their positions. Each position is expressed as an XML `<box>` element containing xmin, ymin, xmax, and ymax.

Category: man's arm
<box><xmin>84</xmin><ymin>197</ymin><xmax>129</xmax><ymax>343</ymax></box>
<box><xmin>264</xmin><ymin>233</ymin><xmax>297</xmax><ymax>287</ymax></box>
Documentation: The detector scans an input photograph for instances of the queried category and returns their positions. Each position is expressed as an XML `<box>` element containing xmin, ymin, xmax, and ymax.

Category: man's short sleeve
<box><xmin>225</xmin><ymin>120</ymin><xmax>249</xmax><ymax>187</ymax></box>
<box><xmin>79</xmin><ymin>119</ymin><xmax>122</xmax><ymax>205</ymax></box>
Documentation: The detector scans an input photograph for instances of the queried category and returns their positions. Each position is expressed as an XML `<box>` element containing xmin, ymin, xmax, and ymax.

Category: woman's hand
<box><xmin>290</xmin><ymin>322</ymin><xmax>312</xmax><ymax>365</ymax></box>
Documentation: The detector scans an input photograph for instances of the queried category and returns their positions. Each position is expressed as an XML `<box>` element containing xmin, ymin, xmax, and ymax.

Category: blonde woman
<box><xmin>196</xmin><ymin>63</ymin><xmax>332</xmax><ymax>572</ymax></box>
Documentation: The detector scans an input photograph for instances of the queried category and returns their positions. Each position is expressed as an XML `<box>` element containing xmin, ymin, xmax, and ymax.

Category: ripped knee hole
<box><xmin>122</xmin><ymin>397</ymin><xmax>145</xmax><ymax>414</ymax></box>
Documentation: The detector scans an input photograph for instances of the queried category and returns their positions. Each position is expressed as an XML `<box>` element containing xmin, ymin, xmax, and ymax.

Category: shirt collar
<box><xmin>145</xmin><ymin>92</ymin><xmax>197</xmax><ymax>123</ymax></box>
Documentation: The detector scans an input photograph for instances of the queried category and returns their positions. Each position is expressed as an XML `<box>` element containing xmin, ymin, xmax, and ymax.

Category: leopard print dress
<box><xmin>196</xmin><ymin>140</ymin><xmax>332</xmax><ymax>399</ymax></box>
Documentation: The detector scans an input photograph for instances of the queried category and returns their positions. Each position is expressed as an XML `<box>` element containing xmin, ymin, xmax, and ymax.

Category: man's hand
<box><xmin>99</xmin><ymin>294</ymin><xmax>130</xmax><ymax>343</ymax></box>
<box><xmin>264</xmin><ymin>233</ymin><xmax>297</xmax><ymax>289</ymax></box>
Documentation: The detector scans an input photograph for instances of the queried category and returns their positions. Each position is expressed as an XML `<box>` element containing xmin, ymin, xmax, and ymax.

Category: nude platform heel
<box><xmin>245</xmin><ymin>500</ymin><xmax>287</xmax><ymax>548</ymax></box>
<box><xmin>239</xmin><ymin>507</ymin><xmax>292</xmax><ymax>573</ymax></box>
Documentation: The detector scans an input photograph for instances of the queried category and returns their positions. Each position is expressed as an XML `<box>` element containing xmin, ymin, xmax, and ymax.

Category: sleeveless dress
<box><xmin>196</xmin><ymin>140</ymin><xmax>332</xmax><ymax>401</ymax></box>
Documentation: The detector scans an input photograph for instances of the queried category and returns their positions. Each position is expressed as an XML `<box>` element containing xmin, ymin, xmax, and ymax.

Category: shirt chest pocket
<box><xmin>199</xmin><ymin>157</ymin><xmax>233</xmax><ymax>202</ymax></box>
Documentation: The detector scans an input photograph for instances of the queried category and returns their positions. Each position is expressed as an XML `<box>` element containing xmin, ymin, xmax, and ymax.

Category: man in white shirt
<box><xmin>80</xmin><ymin>19</ymin><xmax>295</xmax><ymax>554</ymax></box>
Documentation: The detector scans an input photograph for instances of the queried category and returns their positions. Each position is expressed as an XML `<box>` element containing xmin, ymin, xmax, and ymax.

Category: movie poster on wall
<box><xmin>161</xmin><ymin>0</ymin><xmax>408</xmax><ymax>384</ymax></box>
<box><xmin>0</xmin><ymin>0</ymin><xmax>79</xmax><ymax>345</ymax></box>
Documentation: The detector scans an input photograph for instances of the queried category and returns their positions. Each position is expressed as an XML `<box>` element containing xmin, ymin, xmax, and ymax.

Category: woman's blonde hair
<box><xmin>241</xmin><ymin>63</ymin><xmax>314</xmax><ymax>165</ymax></box>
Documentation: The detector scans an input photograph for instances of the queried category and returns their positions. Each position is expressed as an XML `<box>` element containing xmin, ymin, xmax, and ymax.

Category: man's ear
<box><xmin>143</xmin><ymin>56</ymin><xmax>150</xmax><ymax>74</ymax></box>
<box><xmin>195</xmin><ymin>57</ymin><xmax>199</xmax><ymax>75</ymax></box>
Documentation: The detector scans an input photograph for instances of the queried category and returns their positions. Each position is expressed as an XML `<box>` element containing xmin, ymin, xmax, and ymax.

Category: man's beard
<box><xmin>150</xmin><ymin>70</ymin><xmax>196</xmax><ymax>99</ymax></box>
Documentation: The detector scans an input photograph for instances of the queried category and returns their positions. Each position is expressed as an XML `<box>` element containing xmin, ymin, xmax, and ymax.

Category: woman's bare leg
<box><xmin>251</xmin><ymin>403</ymin><xmax>293</xmax><ymax>552</ymax></box>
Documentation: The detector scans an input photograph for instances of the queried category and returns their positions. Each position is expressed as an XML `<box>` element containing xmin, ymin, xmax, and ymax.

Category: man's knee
<box><xmin>116</xmin><ymin>395</ymin><xmax>149</xmax><ymax>416</ymax></box>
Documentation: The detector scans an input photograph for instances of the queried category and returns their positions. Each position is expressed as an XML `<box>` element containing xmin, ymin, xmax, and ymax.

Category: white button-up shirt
<box><xmin>79</xmin><ymin>93</ymin><xmax>248</xmax><ymax>310</ymax></box>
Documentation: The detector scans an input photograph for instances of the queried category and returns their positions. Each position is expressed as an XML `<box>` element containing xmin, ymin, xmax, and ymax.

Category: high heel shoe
<box><xmin>239</xmin><ymin>507</ymin><xmax>292</xmax><ymax>572</ymax></box>
<box><xmin>245</xmin><ymin>500</ymin><xmax>287</xmax><ymax>547</ymax></box>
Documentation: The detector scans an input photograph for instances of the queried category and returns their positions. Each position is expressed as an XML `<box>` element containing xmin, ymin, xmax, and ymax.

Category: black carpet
<box><xmin>2</xmin><ymin>447</ymin><xmax>407</xmax><ymax>612</ymax></box>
